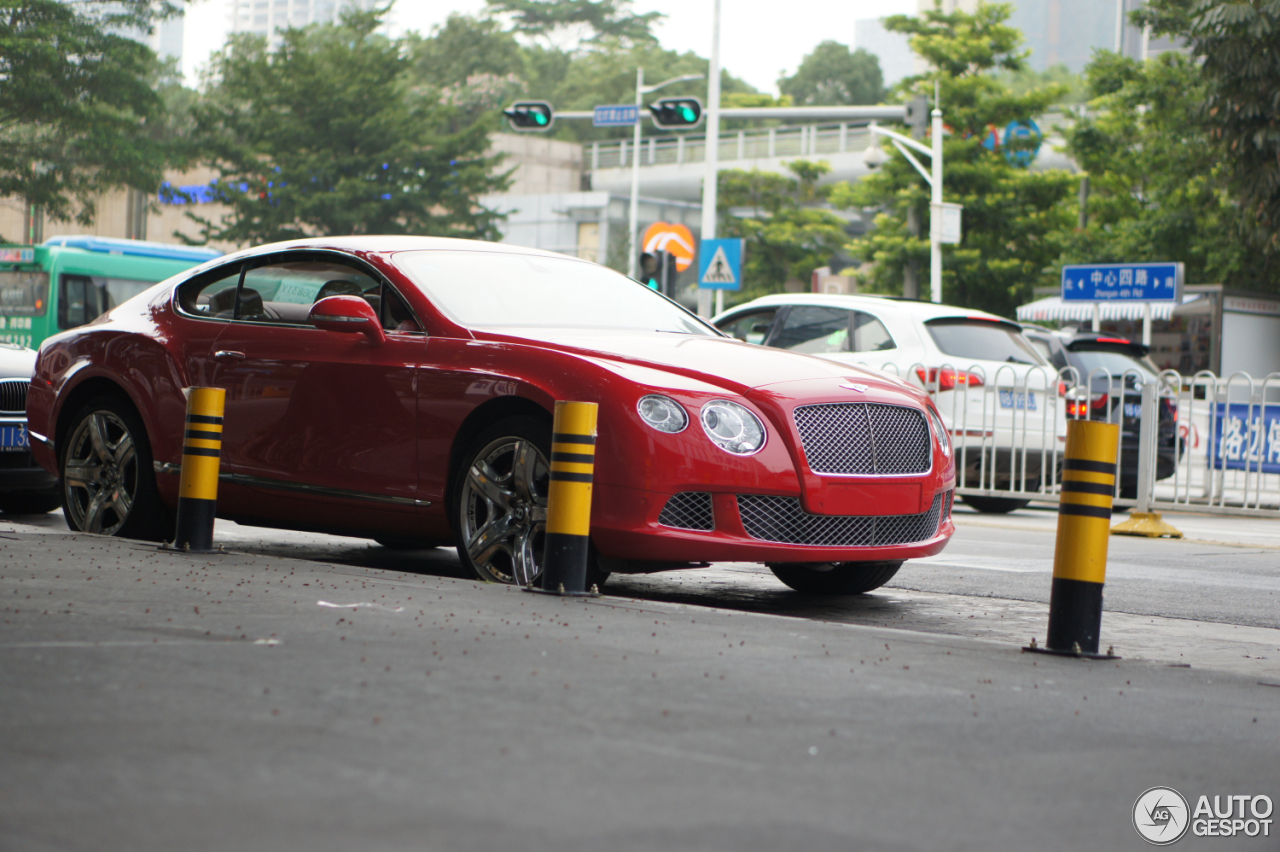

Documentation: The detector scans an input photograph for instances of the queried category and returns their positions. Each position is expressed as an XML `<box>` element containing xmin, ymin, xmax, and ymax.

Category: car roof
<box><xmin>205</xmin><ymin>236</ymin><xmax>586</xmax><ymax>268</ymax></box>
<box><xmin>717</xmin><ymin>293</ymin><xmax>1018</xmax><ymax>325</ymax></box>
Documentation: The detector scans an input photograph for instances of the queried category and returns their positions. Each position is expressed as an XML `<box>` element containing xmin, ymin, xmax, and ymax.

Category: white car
<box><xmin>0</xmin><ymin>342</ymin><xmax>60</xmax><ymax>515</ymax></box>
<box><xmin>713</xmin><ymin>294</ymin><xmax>1065</xmax><ymax>512</ymax></box>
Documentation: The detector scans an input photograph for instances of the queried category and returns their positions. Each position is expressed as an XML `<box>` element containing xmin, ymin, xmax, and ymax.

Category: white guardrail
<box><xmin>866</xmin><ymin>362</ymin><xmax>1280</xmax><ymax>518</ymax></box>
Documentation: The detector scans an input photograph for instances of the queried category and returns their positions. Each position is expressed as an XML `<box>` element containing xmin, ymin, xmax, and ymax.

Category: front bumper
<box><xmin>591</xmin><ymin>483</ymin><xmax>955</xmax><ymax>565</ymax></box>
<box><xmin>0</xmin><ymin>450</ymin><xmax>59</xmax><ymax>494</ymax></box>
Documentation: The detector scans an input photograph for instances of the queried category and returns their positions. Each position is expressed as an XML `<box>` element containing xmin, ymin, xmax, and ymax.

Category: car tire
<box><xmin>0</xmin><ymin>487</ymin><xmax>62</xmax><ymax>515</ymax></box>
<box><xmin>960</xmin><ymin>495</ymin><xmax>1031</xmax><ymax>514</ymax></box>
<box><xmin>60</xmin><ymin>394</ymin><xmax>171</xmax><ymax>541</ymax></box>
<box><xmin>452</xmin><ymin>415</ymin><xmax>608</xmax><ymax>589</ymax></box>
<box><xmin>767</xmin><ymin>561</ymin><xmax>903</xmax><ymax>594</ymax></box>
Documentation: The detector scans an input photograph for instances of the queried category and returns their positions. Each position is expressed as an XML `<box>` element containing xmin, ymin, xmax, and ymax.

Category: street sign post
<box><xmin>593</xmin><ymin>105</ymin><xmax>638</xmax><ymax>127</ymax></box>
<box><xmin>1061</xmin><ymin>262</ymin><xmax>1184</xmax><ymax>342</ymax></box>
<box><xmin>698</xmin><ymin>238</ymin><xmax>742</xmax><ymax>291</ymax></box>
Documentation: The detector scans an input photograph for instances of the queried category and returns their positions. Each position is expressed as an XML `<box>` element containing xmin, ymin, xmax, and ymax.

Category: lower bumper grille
<box><xmin>658</xmin><ymin>492</ymin><xmax>714</xmax><ymax>531</ymax></box>
<box><xmin>737</xmin><ymin>492</ymin><xmax>945</xmax><ymax>547</ymax></box>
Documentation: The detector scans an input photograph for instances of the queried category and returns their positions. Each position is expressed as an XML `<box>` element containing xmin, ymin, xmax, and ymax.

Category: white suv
<box><xmin>714</xmin><ymin>294</ymin><xmax>1065</xmax><ymax>513</ymax></box>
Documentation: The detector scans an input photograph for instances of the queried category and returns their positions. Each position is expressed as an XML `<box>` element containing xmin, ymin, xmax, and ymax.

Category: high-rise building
<box><xmin>854</xmin><ymin>18</ymin><xmax>915</xmax><ymax>87</ymax></box>
<box><xmin>227</xmin><ymin>0</ymin><xmax>380</xmax><ymax>41</ymax></box>
<box><xmin>916</xmin><ymin>0</ymin><xmax>1183</xmax><ymax>74</ymax></box>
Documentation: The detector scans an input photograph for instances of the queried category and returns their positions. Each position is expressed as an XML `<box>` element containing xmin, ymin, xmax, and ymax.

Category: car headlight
<box><xmin>637</xmin><ymin>394</ymin><xmax>688</xmax><ymax>433</ymax></box>
<box><xmin>700</xmin><ymin>399</ymin><xmax>766</xmax><ymax>455</ymax></box>
<box><xmin>926</xmin><ymin>406</ymin><xmax>951</xmax><ymax>457</ymax></box>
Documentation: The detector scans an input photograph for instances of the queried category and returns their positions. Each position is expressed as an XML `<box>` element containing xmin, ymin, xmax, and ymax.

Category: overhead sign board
<box><xmin>593</xmin><ymin>105</ymin><xmax>638</xmax><ymax>127</ymax></box>
<box><xmin>1061</xmin><ymin>262</ymin><xmax>1184</xmax><ymax>302</ymax></box>
<box><xmin>642</xmin><ymin>222</ymin><xmax>695</xmax><ymax>272</ymax></box>
<box><xmin>0</xmin><ymin>248</ymin><xmax>34</xmax><ymax>263</ymax></box>
<box><xmin>698</xmin><ymin>238</ymin><xmax>743</xmax><ymax>291</ymax></box>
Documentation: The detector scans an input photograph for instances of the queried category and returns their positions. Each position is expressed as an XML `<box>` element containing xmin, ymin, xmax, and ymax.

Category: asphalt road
<box><xmin>3</xmin><ymin>507</ymin><xmax>1278</xmax><ymax>851</ymax></box>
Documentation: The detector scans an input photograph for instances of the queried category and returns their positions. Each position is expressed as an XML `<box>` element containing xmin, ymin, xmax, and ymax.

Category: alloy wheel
<box><xmin>459</xmin><ymin>436</ymin><xmax>549</xmax><ymax>585</ymax></box>
<box><xmin>63</xmin><ymin>410</ymin><xmax>139</xmax><ymax>536</ymax></box>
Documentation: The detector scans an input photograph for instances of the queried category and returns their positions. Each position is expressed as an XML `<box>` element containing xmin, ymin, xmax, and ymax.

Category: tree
<box><xmin>0</xmin><ymin>0</ymin><xmax>180</xmax><ymax>233</ymax></box>
<box><xmin>831</xmin><ymin>1</ymin><xmax>1077</xmax><ymax>316</ymax></box>
<box><xmin>778</xmin><ymin>42</ymin><xmax>884</xmax><ymax>106</ymax></box>
<box><xmin>484</xmin><ymin>0</ymin><xmax>663</xmax><ymax>46</ymax></box>
<box><xmin>718</xmin><ymin>161</ymin><xmax>851</xmax><ymax>301</ymax></box>
<box><xmin>1059</xmin><ymin>50</ymin><xmax>1262</xmax><ymax>286</ymax></box>
<box><xmin>187</xmin><ymin>8</ymin><xmax>508</xmax><ymax>246</ymax></box>
<box><xmin>1138</xmin><ymin>0</ymin><xmax>1280</xmax><ymax>285</ymax></box>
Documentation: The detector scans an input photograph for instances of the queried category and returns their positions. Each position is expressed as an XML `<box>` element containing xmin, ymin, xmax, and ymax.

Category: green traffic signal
<box><xmin>502</xmin><ymin>101</ymin><xmax>555</xmax><ymax>132</ymax></box>
<box><xmin>648</xmin><ymin>97</ymin><xmax>704</xmax><ymax>130</ymax></box>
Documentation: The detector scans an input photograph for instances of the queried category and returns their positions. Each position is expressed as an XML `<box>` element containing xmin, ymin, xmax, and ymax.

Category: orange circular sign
<box><xmin>642</xmin><ymin>222</ymin><xmax>696</xmax><ymax>272</ymax></box>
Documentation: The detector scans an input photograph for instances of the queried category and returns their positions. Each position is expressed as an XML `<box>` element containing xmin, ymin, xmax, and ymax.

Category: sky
<box><xmin>181</xmin><ymin>0</ymin><xmax>918</xmax><ymax>95</ymax></box>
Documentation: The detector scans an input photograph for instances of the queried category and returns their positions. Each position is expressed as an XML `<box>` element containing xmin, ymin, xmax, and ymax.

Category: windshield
<box><xmin>394</xmin><ymin>250</ymin><xmax>716</xmax><ymax>335</ymax></box>
<box><xmin>925</xmin><ymin>319</ymin><xmax>1044</xmax><ymax>366</ymax></box>
<box><xmin>1068</xmin><ymin>349</ymin><xmax>1159</xmax><ymax>381</ymax></box>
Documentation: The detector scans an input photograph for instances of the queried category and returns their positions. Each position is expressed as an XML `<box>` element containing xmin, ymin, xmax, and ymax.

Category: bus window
<box><xmin>58</xmin><ymin>274</ymin><xmax>155</xmax><ymax>330</ymax></box>
<box><xmin>0</xmin><ymin>271</ymin><xmax>50</xmax><ymax>317</ymax></box>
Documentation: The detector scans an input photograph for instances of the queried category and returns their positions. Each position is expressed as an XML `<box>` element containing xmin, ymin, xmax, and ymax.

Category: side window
<box><xmin>771</xmin><ymin>306</ymin><xmax>851</xmax><ymax>354</ymax></box>
<box><xmin>58</xmin><ymin>275</ymin><xmax>108</xmax><ymax>330</ymax></box>
<box><xmin>718</xmin><ymin>309</ymin><xmax>777</xmax><ymax>345</ymax></box>
<box><xmin>238</xmin><ymin>256</ymin><xmax>425</xmax><ymax>333</ymax></box>
<box><xmin>176</xmin><ymin>265</ymin><xmax>245</xmax><ymax>319</ymax></box>
<box><xmin>1028</xmin><ymin>337</ymin><xmax>1053</xmax><ymax>363</ymax></box>
<box><xmin>851</xmin><ymin>311</ymin><xmax>896</xmax><ymax>352</ymax></box>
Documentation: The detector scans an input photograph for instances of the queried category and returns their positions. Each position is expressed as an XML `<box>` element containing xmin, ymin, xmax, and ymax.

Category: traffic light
<box><xmin>648</xmin><ymin>97</ymin><xmax>703</xmax><ymax>130</ymax></box>
<box><xmin>904</xmin><ymin>95</ymin><xmax>929</xmax><ymax>140</ymax></box>
<box><xmin>502</xmin><ymin>101</ymin><xmax>554</xmax><ymax>132</ymax></box>
<box><xmin>639</xmin><ymin>252</ymin><xmax>661</xmax><ymax>290</ymax></box>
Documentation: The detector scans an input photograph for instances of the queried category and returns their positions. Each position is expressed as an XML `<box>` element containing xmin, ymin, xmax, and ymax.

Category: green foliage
<box><xmin>1061</xmin><ymin>50</ymin><xmax>1264</xmax><ymax>286</ymax></box>
<box><xmin>778</xmin><ymin>42</ymin><xmax>884</xmax><ymax>106</ymax></box>
<box><xmin>718</xmin><ymin>161</ymin><xmax>850</xmax><ymax>302</ymax></box>
<box><xmin>188</xmin><ymin>8</ymin><xmax>507</xmax><ymax>246</ymax></box>
<box><xmin>484</xmin><ymin>0</ymin><xmax>662</xmax><ymax>45</ymax></box>
<box><xmin>995</xmin><ymin>63</ymin><xmax>1089</xmax><ymax>104</ymax></box>
<box><xmin>834</xmin><ymin>1</ymin><xmax>1076</xmax><ymax>316</ymax></box>
<box><xmin>1139</xmin><ymin>0</ymin><xmax>1280</xmax><ymax>283</ymax></box>
<box><xmin>0</xmin><ymin>0</ymin><xmax>181</xmax><ymax>230</ymax></box>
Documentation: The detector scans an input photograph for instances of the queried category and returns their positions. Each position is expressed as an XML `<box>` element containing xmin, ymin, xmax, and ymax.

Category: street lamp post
<box><xmin>863</xmin><ymin>102</ymin><xmax>946</xmax><ymax>303</ymax></box>
<box><xmin>626</xmin><ymin>70</ymin><xmax>704</xmax><ymax>280</ymax></box>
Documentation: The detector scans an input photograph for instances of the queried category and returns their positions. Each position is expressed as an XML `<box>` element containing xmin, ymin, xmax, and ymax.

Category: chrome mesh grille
<box><xmin>793</xmin><ymin>403</ymin><xmax>930</xmax><ymax>475</ymax></box>
<box><xmin>0</xmin><ymin>379</ymin><xmax>29</xmax><ymax>415</ymax></box>
<box><xmin>736</xmin><ymin>493</ymin><xmax>944</xmax><ymax>547</ymax></box>
<box><xmin>658</xmin><ymin>492</ymin><xmax>714</xmax><ymax>531</ymax></box>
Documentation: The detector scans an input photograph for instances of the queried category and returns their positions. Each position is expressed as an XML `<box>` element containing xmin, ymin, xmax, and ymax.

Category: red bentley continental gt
<box><xmin>27</xmin><ymin>237</ymin><xmax>955</xmax><ymax>594</ymax></box>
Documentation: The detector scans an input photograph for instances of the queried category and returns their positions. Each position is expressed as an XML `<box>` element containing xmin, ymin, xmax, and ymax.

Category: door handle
<box><xmin>214</xmin><ymin>350</ymin><xmax>245</xmax><ymax>362</ymax></box>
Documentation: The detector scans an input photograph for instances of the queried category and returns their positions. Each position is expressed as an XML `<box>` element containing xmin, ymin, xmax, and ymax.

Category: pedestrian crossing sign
<box><xmin>698</xmin><ymin>238</ymin><xmax>743</xmax><ymax>290</ymax></box>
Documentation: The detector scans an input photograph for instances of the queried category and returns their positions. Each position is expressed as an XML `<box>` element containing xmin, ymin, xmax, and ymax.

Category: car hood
<box><xmin>0</xmin><ymin>342</ymin><xmax>37</xmax><ymax>379</ymax></box>
<box><xmin>473</xmin><ymin>328</ymin><xmax>916</xmax><ymax>396</ymax></box>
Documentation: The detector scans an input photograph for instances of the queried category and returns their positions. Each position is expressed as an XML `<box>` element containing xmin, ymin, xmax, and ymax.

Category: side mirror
<box><xmin>308</xmin><ymin>295</ymin><xmax>386</xmax><ymax>345</ymax></box>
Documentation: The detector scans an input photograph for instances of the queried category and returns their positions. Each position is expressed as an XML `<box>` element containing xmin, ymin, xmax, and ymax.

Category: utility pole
<box><xmin>698</xmin><ymin>0</ymin><xmax>723</xmax><ymax>319</ymax></box>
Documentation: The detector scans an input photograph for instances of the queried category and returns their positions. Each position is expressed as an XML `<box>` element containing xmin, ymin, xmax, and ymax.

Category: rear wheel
<box><xmin>60</xmin><ymin>395</ymin><xmax>170</xmax><ymax>540</ymax></box>
<box><xmin>768</xmin><ymin>561</ymin><xmax>903</xmax><ymax>595</ymax></box>
<box><xmin>452</xmin><ymin>416</ymin><xmax>608</xmax><ymax>589</ymax></box>
<box><xmin>960</xmin><ymin>495</ymin><xmax>1031</xmax><ymax>514</ymax></box>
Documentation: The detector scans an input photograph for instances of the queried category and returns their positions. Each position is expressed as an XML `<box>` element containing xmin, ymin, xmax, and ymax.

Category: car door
<box><xmin>208</xmin><ymin>252</ymin><xmax>424</xmax><ymax>507</ymax></box>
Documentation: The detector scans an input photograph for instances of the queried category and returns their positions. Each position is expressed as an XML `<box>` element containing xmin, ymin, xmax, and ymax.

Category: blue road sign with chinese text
<box><xmin>698</xmin><ymin>239</ymin><xmax>742</xmax><ymax>291</ymax></box>
<box><xmin>1061</xmin><ymin>262</ymin><xmax>1183</xmax><ymax>302</ymax></box>
<box><xmin>1210</xmin><ymin>403</ymin><xmax>1280</xmax><ymax>475</ymax></box>
<box><xmin>593</xmin><ymin>105</ymin><xmax>638</xmax><ymax>127</ymax></box>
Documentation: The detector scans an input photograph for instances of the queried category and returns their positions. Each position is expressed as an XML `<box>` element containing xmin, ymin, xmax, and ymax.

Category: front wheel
<box><xmin>768</xmin><ymin>561</ymin><xmax>903</xmax><ymax>595</ymax></box>
<box><xmin>452</xmin><ymin>415</ymin><xmax>608</xmax><ymax>589</ymax></box>
<box><xmin>60</xmin><ymin>395</ymin><xmax>170</xmax><ymax>540</ymax></box>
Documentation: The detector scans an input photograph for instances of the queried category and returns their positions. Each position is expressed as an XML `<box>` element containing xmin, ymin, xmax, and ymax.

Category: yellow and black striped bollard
<box><xmin>173</xmin><ymin>387</ymin><xmax>226</xmax><ymax>553</ymax></box>
<box><xmin>539</xmin><ymin>401</ymin><xmax>598</xmax><ymax>595</ymax></box>
<box><xmin>1027</xmin><ymin>419</ymin><xmax>1121</xmax><ymax>658</ymax></box>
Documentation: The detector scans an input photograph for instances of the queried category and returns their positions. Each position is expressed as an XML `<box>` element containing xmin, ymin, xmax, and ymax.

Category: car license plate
<box><xmin>1124</xmin><ymin>402</ymin><xmax>1142</xmax><ymax>418</ymax></box>
<box><xmin>0</xmin><ymin>424</ymin><xmax>30</xmax><ymax>451</ymax></box>
<box><xmin>998</xmin><ymin>390</ymin><xmax>1037</xmax><ymax>411</ymax></box>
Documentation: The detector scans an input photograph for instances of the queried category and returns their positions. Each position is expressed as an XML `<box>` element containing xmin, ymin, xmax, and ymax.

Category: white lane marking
<box><xmin>317</xmin><ymin>601</ymin><xmax>404</xmax><ymax>612</ymax></box>
<box><xmin>912</xmin><ymin>558</ymin><xmax>1044</xmax><ymax>573</ymax></box>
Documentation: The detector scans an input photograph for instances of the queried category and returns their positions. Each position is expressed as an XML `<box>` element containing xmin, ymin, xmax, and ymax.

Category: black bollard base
<box><xmin>540</xmin><ymin>531</ymin><xmax>589</xmax><ymax>594</ymax></box>
<box><xmin>1045</xmin><ymin>576</ymin><xmax>1105</xmax><ymax>654</ymax></box>
<box><xmin>173</xmin><ymin>497</ymin><xmax>217</xmax><ymax>553</ymax></box>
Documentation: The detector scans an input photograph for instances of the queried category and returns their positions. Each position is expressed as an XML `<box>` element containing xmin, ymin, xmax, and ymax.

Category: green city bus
<box><xmin>0</xmin><ymin>236</ymin><xmax>222</xmax><ymax>349</ymax></box>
